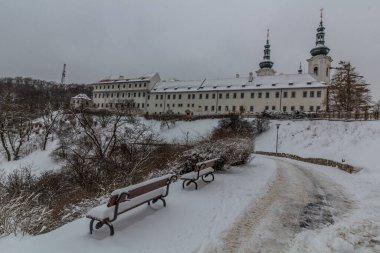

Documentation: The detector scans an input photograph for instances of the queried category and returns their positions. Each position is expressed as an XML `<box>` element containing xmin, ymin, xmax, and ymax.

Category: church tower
<box><xmin>256</xmin><ymin>29</ymin><xmax>276</xmax><ymax>76</ymax></box>
<box><xmin>307</xmin><ymin>9</ymin><xmax>333</xmax><ymax>83</ymax></box>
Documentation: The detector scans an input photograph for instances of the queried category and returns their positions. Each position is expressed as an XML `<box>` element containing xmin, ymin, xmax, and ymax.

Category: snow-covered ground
<box><xmin>0</xmin><ymin>156</ymin><xmax>277</xmax><ymax>253</ymax></box>
<box><xmin>0</xmin><ymin>140</ymin><xmax>61</xmax><ymax>175</ymax></box>
<box><xmin>2</xmin><ymin>118</ymin><xmax>380</xmax><ymax>252</ymax></box>
<box><xmin>256</xmin><ymin>120</ymin><xmax>380</xmax><ymax>253</ymax></box>
<box><xmin>0</xmin><ymin>118</ymin><xmax>220</xmax><ymax>175</ymax></box>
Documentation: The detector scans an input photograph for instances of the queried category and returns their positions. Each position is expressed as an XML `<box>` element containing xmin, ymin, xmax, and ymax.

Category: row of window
<box><xmin>150</xmin><ymin>103</ymin><xmax>321</xmax><ymax>112</ymax></box>
<box><xmin>94</xmin><ymin>92</ymin><xmax>146</xmax><ymax>99</ymax></box>
<box><xmin>151</xmin><ymin>90</ymin><xmax>322</xmax><ymax>100</ymax></box>
<box><xmin>95</xmin><ymin>82</ymin><xmax>148</xmax><ymax>90</ymax></box>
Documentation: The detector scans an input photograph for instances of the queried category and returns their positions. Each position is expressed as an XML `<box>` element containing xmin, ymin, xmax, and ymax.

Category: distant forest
<box><xmin>0</xmin><ymin>77</ymin><xmax>93</xmax><ymax>116</ymax></box>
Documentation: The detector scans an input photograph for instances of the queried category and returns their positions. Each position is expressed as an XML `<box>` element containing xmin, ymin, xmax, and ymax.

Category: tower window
<box><xmin>314</xmin><ymin>66</ymin><xmax>318</xmax><ymax>76</ymax></box>
<box><xmin>326</xmin><ymin>67</ymin><xmax>329</xmax><ymax>77</ymax></box>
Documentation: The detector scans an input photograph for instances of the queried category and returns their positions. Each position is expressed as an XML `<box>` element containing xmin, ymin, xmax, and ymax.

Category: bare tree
<box><xmin>40</xmin><ymin>103</ymin><xmax>63</xmax><ymax>151</ymax></box>
<box><xmin>329</xmin><ymin>61</ymin><xmax>372</xmax><ymax>111</ymax></box>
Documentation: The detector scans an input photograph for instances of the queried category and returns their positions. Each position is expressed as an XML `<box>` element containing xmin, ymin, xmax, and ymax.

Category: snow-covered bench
<box><xmin>86</xmin><ymin>174</ymin><xmax>177</xmax><ymax>236</ymax></box>
<box><xmin>180</xmin><ymin>158</ymin><xmax>219</xmax><ymax>190</ymax></box>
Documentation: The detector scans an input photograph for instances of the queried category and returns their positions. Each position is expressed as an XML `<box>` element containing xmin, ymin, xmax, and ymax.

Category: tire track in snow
<box><xmin>220</xmin><ymin>158</ymin><xmax>352</xmax><ymax>253</ymax></box>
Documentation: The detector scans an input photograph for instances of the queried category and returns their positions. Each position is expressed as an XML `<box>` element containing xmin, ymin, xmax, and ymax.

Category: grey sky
<box><xmin>1</xmin><ymin>0</ymin><xmax>379</xmax><ymax>100</ymax></box>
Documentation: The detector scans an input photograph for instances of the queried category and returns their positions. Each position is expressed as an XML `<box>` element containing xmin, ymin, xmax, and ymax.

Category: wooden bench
<box><xmin>180</xmin><ymin>158</ymin><xmax>219</xmax><ymax>190</ymax></box>
<box><xmin>86</xmin><ymin>174</ymin><xmax>177</xmax><ymax>236</ymax></box>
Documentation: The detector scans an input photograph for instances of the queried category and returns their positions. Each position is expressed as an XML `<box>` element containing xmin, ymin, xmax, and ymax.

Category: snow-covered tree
<box><xmin>328</xmin><ymin>61</ymin><xmax>372</xmax><ymax>112</ymax></box>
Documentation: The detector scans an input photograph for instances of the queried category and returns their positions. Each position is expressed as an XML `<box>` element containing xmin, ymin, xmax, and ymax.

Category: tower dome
<box><xmin>310</xmin><ymin>8</ymin><xmax>330</xmax><ymax>56</ymax></box>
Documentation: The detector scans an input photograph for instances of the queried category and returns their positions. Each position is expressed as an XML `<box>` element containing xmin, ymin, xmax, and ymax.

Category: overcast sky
<box><xmin>1</xmin><ymin>0</ymin><xmax>379</xmax><ymax>100</ymax></box>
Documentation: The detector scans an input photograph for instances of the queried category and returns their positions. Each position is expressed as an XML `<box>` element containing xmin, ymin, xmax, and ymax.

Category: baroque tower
<box><xmin>256</xmin><ymin>29</ymin><xmax>276</xmax><ymax>76</ymax></box>
<box><xmin>307</xmin><ymin>9</ymin><xmax>333</xmax><ymax>83</ymax></box>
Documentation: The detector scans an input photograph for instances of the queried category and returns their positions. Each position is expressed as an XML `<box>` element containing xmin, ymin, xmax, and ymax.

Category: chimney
<box><xmin>248</xmin><ymin>72</ymin><xmax>254</xmax><ymax>82</ymax></box>
<box><xmin>236</xmin><ymin>74</ymin><xmax>240</xmax><ymax>78</ymax></box>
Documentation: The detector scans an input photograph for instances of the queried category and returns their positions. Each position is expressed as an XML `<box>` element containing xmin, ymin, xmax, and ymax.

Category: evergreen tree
<box><xmin>328</xmin><ymin>61</ymin><xmax>371</xmax><ymax>111</ymax></box>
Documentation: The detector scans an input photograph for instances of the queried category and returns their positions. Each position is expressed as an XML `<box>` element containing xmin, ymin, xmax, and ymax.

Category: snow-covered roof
<box><xmin>151</xmin><ymin>74</ymin><xmax>326</xmax><ymax>93</ymax></box>
<box><xmin>72</xmin><ymin>94</ymin><xmax>91</xmax><ymax>100</ymax></box>
<box><xmin>99</xmin><ymin>72</ymin><xmax>158</xmax><ymax>83</ymax></box>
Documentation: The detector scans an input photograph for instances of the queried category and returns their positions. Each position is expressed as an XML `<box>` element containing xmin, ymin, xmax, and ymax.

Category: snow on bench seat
<box><xmin>87</xmin><ymin>187</ymin><xmax>167</xmax><ymax>221</ymax></box>
<box><xmin>86</xmin><ymin>174</ymin><xmax>176</xmax><ymax>236</ymax></box>
<box><xmin>180</xmin><ymin>167</ymin><xmax>214</xmax><ymax>180</ymax></box>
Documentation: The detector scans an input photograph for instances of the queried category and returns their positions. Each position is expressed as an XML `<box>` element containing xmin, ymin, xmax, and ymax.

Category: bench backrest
<box><xmin>195</xmin><ymin>158</ymin><xmax>219</xmax><ymax>171</ymax></box>
<box><xmin>107</xmin><ymin>176</ymin><xmax>172</xmax><ymax>207</ymax></box>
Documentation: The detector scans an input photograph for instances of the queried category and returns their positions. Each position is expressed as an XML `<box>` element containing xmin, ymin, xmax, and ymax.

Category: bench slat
<box><xmin>128</xmin><ymin>178</ymin><xmax>168</xmax><ymax>199</ymax></box>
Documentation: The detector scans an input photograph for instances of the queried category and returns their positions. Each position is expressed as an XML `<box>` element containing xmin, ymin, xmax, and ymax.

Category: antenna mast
<box><xmin>61</xmin><ymin>63</ymin><xmax>66</xmax><ymax>84</ymax></box>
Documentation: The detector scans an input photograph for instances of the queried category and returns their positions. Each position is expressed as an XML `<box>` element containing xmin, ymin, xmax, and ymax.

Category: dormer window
<box><xmin>213</xmin><ymin>86</ymin><xmax>217</xmax><ymax>89</ymax></box>
<box><xmin>227</xmin><ymin>85</ymin><xmax>231</xmax><ymax>88</ymax></box>
<box><xmin>272</xmin><ymin>83</ymin><xmax>276</xmax><ymax>86</ymax></box>
<box><xmin>307</xmin><ymin>82</ymin><xmax>312</xmax><ymax>85</ymax></box>
<box><xmin>256</xmin><ymin>84</ymin><xmax>261</xmax><ymax>87</ymax></box>
<box><xmin>288</xmin><ymin>82</ymin><xmax>294</xmax><ymax>86</ymax></box>
<box><xmin>242</xmin><ymin>85</ymin><xmax>246</xmax><ymax>87</ymax></box>
<box><xmin>187</xmin><ymin>87</ymin><xmax>191</xmax><ymax>90</ymax></box>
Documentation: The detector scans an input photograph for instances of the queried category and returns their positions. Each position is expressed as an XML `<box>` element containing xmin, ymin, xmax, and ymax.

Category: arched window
<box><xmin>326</xmin><ymin>67</ymin><xmax>329</xmax><ymax>77</ymax></box>
<box><xmin>313</xmin><ymin>66</ymin><xmax>318</xmax><ymax>76</ymax></box>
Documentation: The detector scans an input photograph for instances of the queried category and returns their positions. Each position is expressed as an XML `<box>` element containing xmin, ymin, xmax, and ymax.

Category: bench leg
<box><xmin>104</xmin><ymin>221</ymin><xmax>114</xmax><ymax>236</ymax></box>
<box><xmin>202</xmin><ymin>173</ymin><xmax>214</xmax><ymax>183</ymax></box>
<box><xmin>160</xmin><ymin>197</ymin><xmax>166</xmax><ymax>207</ymax></box>
<box><xmin>89</xmin><ymin>219</ymin><xmax>95</xmax><ymax>234</ymax></box>
<box><xmin>182</xmin><ymin>179</ymin><xmax>198</xmax><ymax>190</ymax></box>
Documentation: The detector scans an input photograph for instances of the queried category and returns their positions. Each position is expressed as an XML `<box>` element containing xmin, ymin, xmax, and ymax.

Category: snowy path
<box><xmin>221</xmin><ymin>157</ymin><xmax>352</xmax><ymax>253</ymax></box>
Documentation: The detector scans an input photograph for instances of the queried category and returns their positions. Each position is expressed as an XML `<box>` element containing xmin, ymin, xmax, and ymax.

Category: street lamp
<box><xmin>275</xmin><ymin>123</ymin><xmax>281</xmax><ymax>153</ymax></box>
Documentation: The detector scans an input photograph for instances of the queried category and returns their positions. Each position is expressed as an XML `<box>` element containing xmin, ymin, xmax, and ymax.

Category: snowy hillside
<box><xmin>257</xmin><ymin>120</ymin><xmax>380</xmax><ymax>252</ymax></box>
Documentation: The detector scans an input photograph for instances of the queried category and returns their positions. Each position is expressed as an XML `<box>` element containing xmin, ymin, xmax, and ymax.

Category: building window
<box><xmin>250</xmin><ymin>106</ymin><xmax>254</xmax><ymax>112</ymax></box>
<box><xmin>226</xmin><ymin>93</ymin><xmax>230</xmax><ymax>99</ymax></box>
<box><xmin>272</xmin><ymin>106</ymin><xmax>276</xmax><ymax>110</ymax></box>
<box><xmin>134</xmin><ymin>93</ymin><xmax>136</xmax><ymax>97</ymax></box>
<box><xmin>291</xmin><ymin>91</ymin><xmax>296</xmax><ymax>98</ymax></box>
<box><xmin>188</xmin><ymin>94</ymin><xmax>191</xmax><ymax>99</ymax></box>
<box><xmin>310</xmin><ymin>91</ymin><xmax>315</xmax><ymax>97</ymax></box>
<box><xmin>233</xmin><ymin>93</ymin><xmax>237</xmax><ymax>99</ymax></box>
<box><xmin>129</xmin><ymin>84</ymin><xmax>131</xmax><ymax>88</ymax></box>
<box><xmin>211</xmin><ymin>106</ymin><xmax>215</xmax><ymax>111</ymax></box>
<box><xmin>156</xmin><ymin>95</ymin><xmax>159</xmax><ymax>99</ymax></box>
<box><xmin>187</xmin><ymin>104</ymin><xmax>190</xmax><ymax>107</ymax></box>
<box><xmin>317</xmin><ymin>91</ymin><xmax>321</xmax><ymax>97</ymax></box>
<box><xmin>173</xmin><ymin>94</ymin><xmax>176</xmax><ymax>99</ymax></box>
<box><xmin>258</xmin><ymin>92</ymin><xmax>262</xmax><ymax>98</ymax></box>
<box><xmin>317</xmin><ymin>106</ymin><xmax>321</xmax><ymax>111</ymax></box>
<box><xmin>192</xmin><ymin>104</ymin><xmax>194</xmax><ymax>107</ymax></box>
<box><xmin>291</xmin><ymin>106</ymin><xmax>295</xmax><ymax>111</ymax></box>
<box><xmin>241</xmin><ymin>93</ymin><xmax>244</xmax><ymax>99</ymax></box>
<box><xmin>205</xmin><ymin>106</ymin><xmax>208</xmax><ymax>111</ymax></box>
<box><xmin>168</xmin><ymin>94</ymin><xmax>171</xmax><ymax>100</ymax></box>
<box><xmin>179</xmin><ymin>94</ymin><xmax>182</xmax><ymax>99</ymax></box>
<box><xmin>283</xmin><ymin>106</ymin><xmax>287</xmax><ymax>111</ymax></box>
<box><xmin>265</xmin><ymin>106</ymin><xmax>269</xmax><ymax>110</ymax></box>
<box><xmin>300</xmin><ymin>106</ymin><xmax>304</xmax><ymax>111</ymax></box>
<box><xmin>326</xmin><ymin>67</ymin><xmax>329</xmax><ymax>77</ymax></box>
<box><xmin>275</xmin><ymin>92</ymin><xmax>279</xmax><ymax>98</ymax></box>
<box><xmin>212</xmin><ymin>94</ymin><xmax>216</xmax><ymax>99</ymax></box>
<box><xmin>251</xmin><ymin>93</ymin><xmax>255</xmax><ymax>98</ymax></box>
<box><xmin>232</xmin><ymin>106</ymin><xmax>236</xmax><ymax>111</ymax></box>
<box><xmin>310</xmin><ymin>106</ymin><xmax>314</xmax><ymax>111</ymax></box>
<box><xmin>172</xmin><ymin>104</ymin><xmax>175</xmax><ymax>107</ymax></box>
<box><xmin>138</xmin><ymin>92</ymin><xmax>141</xmax><ymax>97</ymax></box>
<box><xmin>192</xmin><ymin>94</ymin><xmax>195</xmax><ymax>99</ymax></box>
<box><xmin>206</xmin><ymin>94</ymin><xmax>209</xmax><ymax>99</ymax></box>
<box><xmin>155</xmin><ymin>104</ymin><xmax>157</xmax><ymax>107</ymax></box>
<box><xmin>199</xmin><ymin>94</ymin><xmax>202</xmax><ymax>99</ymax></box>
<box><xmin>283</xmin><ymin>92</ymin><xmax>288</xmax><ymax>98</ymax></box>
<box><xmin>218</xmin><ymin>106</ymin><xmax>221</xmax><ymax>111</ymax></box>
<box><xmin>314</xmin><ymin>66</ymin><xmax>318</xmax><ymax>76</ymax></box>
<box><xmin>225</xmin><ymin>106</ymin><xmax>229</xmax><ymax>111</ymax></box>
<box><xmin>219</xmin><ymin>93</ymin><xmax>222</xmax><ymax>99</ymax></box>
<box><xmin>160</xmin><ymin>95</ymin><xmax>163</xmax><ymax>100</ymax></box>
<box><xmin>265</xmin><ymin>92</ymin><xmax>270</xmax><ymax>98</ymax></box>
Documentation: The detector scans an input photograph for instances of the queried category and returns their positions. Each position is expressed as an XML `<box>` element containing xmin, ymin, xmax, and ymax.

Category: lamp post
<box><xmin>276</xmin><ymin>123</ymin><xmax>281</xmax><ymax>153</ymax></box>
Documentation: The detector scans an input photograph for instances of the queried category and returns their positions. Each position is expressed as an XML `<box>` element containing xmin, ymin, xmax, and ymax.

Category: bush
<box><xmin>211</xmin><ymin>114</ymin><xmax>255</xmax><ymax>139</ymax></box>
<box><xmin>173</xmin><ymin>137</ymin><xmax>253</xmax><ymax>173</ymax></box>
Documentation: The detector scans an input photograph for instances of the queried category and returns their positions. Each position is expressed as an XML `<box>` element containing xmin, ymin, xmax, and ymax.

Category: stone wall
<box><xmin>255</xmin><ymin>151</ymin><xmax>354</xmax><ymax>174</ymax></box>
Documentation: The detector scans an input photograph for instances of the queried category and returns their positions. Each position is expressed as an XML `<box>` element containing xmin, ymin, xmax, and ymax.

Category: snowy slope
<box><xmin>1</xmin><ymin>156</ymin><xmax>277</xmax><ymax>253</ymax></box>
<box><xmin>256</xmin><ymin>120</ymin><xmax>380</xmax><ymax>253</ymax></box>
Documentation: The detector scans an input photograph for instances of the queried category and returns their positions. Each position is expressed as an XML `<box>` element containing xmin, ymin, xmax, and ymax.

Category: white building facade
<box><xmin>92</xmin><ymin>15</ymin><xmax>331</xmax><ymax>116</ymax></box>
